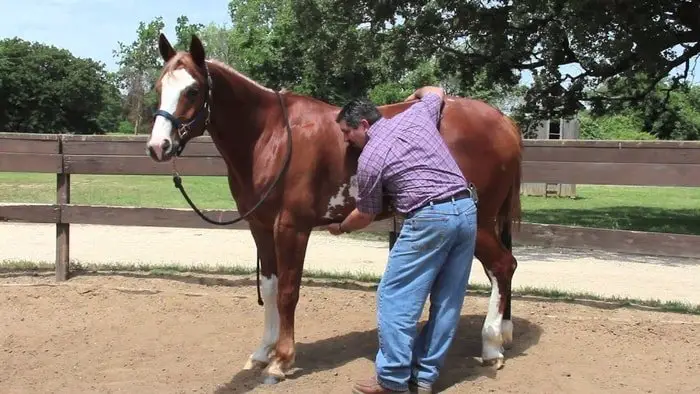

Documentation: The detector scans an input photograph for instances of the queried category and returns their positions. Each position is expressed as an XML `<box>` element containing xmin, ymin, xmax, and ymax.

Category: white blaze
<box><xmin>147</xmin><ymin>68</ymin><xmax>196</xmax><ymax>159</ymax></box>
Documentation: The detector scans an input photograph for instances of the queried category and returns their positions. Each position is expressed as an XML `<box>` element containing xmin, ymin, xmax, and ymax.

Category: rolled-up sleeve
<box><xmin>355</xmin><ymin>147</ymin><xmax>384</xmax><ymax>215</ymax></box>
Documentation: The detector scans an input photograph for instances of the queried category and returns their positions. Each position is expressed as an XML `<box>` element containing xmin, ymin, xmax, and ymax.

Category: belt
<box><xmin>426</xmin><ymin>189</ymin><xmax>471</xmax><ymax>206</ymax></box>
<box><xmin>406</xmin><ymin>187</ymin><xmax>475</xmax><ymax>217</ymax></box>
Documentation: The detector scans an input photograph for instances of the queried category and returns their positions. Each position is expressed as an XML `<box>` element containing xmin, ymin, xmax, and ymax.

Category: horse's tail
<box><xmin>497</xmin><ymin>116</ymin><xmax>523</xmax><ymax>251</ymax></box>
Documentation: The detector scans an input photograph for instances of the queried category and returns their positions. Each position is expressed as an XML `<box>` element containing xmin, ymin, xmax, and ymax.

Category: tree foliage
<box><xmin>332</xmin><ymin>0</ymin><xmax>700</xmax><ymax>123</ymax></box>
<box><xmin>0</xmin><ymin>38</ymin><xmax>119</xmax><ymax>134</ymax></box>
<box><xmin>2</xmin><ymin>0</ymin><xmax>698</xmax><ymax>141</ymax></box>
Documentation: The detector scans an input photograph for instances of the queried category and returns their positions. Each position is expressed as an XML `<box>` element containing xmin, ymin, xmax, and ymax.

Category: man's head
<box><xmin>336</xmin><ymin>98</ymin><xmax>382</xmax><ymax>149</ymax></box>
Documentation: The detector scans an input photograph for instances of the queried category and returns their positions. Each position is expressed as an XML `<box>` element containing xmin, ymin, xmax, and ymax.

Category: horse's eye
<box><xmin>186</xmin><ymin>87</ymin><xmax>199</xmax><ymax>99</ymax></box>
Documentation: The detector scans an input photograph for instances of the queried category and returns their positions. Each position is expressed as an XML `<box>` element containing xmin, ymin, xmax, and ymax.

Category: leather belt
<box><xmin>425</xmin><ymin>189</ymin><xmax>471</xmax><ymax>206</ymax></box>
<box><xmin>406</xmin><ymin>188</ymin><xmax>474</xmax><ymax>217</ymax></box>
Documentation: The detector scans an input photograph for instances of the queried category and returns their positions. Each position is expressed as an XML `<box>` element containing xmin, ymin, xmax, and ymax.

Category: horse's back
<box><xmin>379</xmin><ymin>96</ymin><xmax>522</xmax><ymax>217</ymax></box>
<box><xmin>378</xmin><ymin>95</ymin><xmax>522</xmax><ymax>173</ymax></box>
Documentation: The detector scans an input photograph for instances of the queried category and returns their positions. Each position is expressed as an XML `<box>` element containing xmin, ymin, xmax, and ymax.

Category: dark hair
<box><xmin>336</xmin><ymin>97</ymin><xmax>382</xmax><ymax>128</ymax></box>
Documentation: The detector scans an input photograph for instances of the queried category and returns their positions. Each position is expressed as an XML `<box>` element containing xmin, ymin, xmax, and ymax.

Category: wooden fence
<box><xmin>1</xmin><ymin>133</ymin><xmax>700</xmax><ymax>281</ymax></box>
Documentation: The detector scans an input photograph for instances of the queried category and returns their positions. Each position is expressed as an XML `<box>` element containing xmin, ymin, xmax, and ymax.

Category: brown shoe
<box><xmin>351</xmin><ymin>377</ymin><xmax>409</xmax><ymax>394</ymax></box>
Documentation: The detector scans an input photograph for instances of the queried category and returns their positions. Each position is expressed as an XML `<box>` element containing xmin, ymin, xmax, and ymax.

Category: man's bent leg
<box><xmin>411</xmin><ymin>198</ymin><xmax>477</xmax><ymax>386</ymax></box>
<box><xmin>374</xmin><ymin>208</ymin><xmax>454</xmax><ymax>392</ymax></box>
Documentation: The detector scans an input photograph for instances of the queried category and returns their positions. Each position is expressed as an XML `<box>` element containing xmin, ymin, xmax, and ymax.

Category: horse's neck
<box><xmin>205</xmin><ymin>61</ymin><xmax>277</xmax><ymax>189</ymax></box>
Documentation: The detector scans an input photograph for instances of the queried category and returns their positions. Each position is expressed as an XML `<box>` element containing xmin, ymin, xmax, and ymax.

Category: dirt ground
<box><xmin>1</xmin><ymin>273</ymin><xmax>699</xmax><ymax>394</ymax></box>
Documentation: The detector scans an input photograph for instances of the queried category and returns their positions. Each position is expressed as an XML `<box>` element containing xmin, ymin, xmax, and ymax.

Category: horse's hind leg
<box><xmin>475</xmin><ymin>226</ymin><xmax>517</xmax><ymax>369</ymax></box>
<box><xmin>242</xmin><ymin>225</ymin><xmax>280</xmax><ymax>371</ymax></box>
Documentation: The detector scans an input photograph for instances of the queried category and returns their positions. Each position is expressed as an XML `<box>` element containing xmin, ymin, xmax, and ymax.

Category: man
<box><xmin>327</xmin><ymin>86</ymin><xmax>478</xmax><ymax>394</ymax></box>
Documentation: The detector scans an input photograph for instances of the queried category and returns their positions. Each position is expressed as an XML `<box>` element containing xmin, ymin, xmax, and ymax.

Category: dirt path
<box><xmin>2</xmin><ymin>222</ymin><xmax>699</xmax><ymax>304</ymax></box>
<box><xmin>1</xmin><ymin>274</ymin><xmax>699</xmax><ymax>394</ymax></box>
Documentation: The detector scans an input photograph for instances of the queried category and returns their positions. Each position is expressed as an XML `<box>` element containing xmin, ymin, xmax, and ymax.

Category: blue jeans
<box><xmin>375</xmin><ymin>196</ymin><xmax>477</xmax><ymax>391</ymax></box>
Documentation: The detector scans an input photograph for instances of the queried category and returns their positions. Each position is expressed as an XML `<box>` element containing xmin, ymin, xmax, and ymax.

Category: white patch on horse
<box><xmin>323</xmin><ymin>175</ymin><xmax>359</xmax><ymax>219</ymax></box>
<box><xmin>482</xmin><ymin>269</ymin><xmax>505</xmax><ymax>365</ymax></box>
<box><xmin>244</xmin><ymin>274</ymin><xmax>279</xmax><ymax>369</ymax></box>
<box><xmin>147</xmin><ymin>68</ymin><xmax>196</xmax><ymax>159</ymax></box>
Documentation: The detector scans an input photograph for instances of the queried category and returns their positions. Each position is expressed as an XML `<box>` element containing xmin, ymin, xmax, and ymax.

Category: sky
<box><xmin>0</xmin><ymin>0</ymin><xmax>232</xmax><ymax>72</ymax></box>
<box><xmin>1</xmin><ymin>0</ymin><xmax>697</xmax><ymax>85</ymax></box>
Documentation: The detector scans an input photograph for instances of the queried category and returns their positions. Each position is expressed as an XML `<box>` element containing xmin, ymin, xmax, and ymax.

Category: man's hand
<box><xmin>326</xmin><ymin>209</ymin><xmax>376</xmax><ymax>236</ymax></box>
<box><xmin>404</xmin><ymin>86</ymin><xmax>445</xmax><ymax>102</ymax></box>
<box><xmin>326</xmin><ymin>223</ymin><xmax>344</xmax><ymax>236</ymax></box>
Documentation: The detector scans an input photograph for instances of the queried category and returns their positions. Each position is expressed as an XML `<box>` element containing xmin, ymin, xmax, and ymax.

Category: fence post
<box><xmin>55</xmin><ymin>136</ymin><xmax>70</xmax><ymax>281</ymax></box>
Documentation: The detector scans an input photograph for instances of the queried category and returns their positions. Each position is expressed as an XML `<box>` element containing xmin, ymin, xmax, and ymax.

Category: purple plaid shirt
<box><xmin>355</xmin><ymin>93</ymin><xmax>468</xmax><ymax>215</ymax></box>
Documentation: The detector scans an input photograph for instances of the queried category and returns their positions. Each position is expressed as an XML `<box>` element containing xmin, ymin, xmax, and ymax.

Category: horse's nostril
<box><xmin>147</xmin><ymin>145</ymin><xmax>156</xmax><ymax>157</ymax></box>
<box><xmin>161</xmin><ymin>139</ymin><xmax>171</xmax><ymax>153</ymax></box>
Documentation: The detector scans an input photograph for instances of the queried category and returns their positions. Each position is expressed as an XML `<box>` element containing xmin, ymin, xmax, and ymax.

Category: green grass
<box><xmin>522</xmin><ymin>185</ymin><xmax>700</xmax><ymax>235</ymax></box>
<box><xmin>3</xmin><ymin>259</ymin><xmax>699</xmax><ymax>315</ymax></box>
<box><xmin>1</xmin><ymin>172</ymin><xmax>699</xmax><ymax>235</ymax></box>
<box><xmin>0</xmin><ymin>173</ymin><xmax>233</xmax><ymax>209</ymax></box>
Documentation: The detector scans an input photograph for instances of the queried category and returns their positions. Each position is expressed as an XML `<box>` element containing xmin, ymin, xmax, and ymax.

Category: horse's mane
<box><xmin>205</xmin><ymin>58</ymin><xmax>276</xmax><ymax>94</ymax></box>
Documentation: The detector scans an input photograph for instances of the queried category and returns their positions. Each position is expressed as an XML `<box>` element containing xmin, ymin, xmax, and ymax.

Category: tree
<box><xmin>0</xmin><ymin>38</ymin><xmax>115</xmax><ymax>134</ymax></box>
<box><xmin>331</xmin><ymin>0</ymin><xmax>700</xmax><ymax>123</ymax></box>
<box><xmin>113</xmin><ymin>17</ymin><xmax>165</xmax><ymax>134</ymax></box>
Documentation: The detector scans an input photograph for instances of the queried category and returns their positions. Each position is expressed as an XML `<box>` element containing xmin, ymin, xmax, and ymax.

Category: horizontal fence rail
<box><xmin>2</xmin><ymin>134</ymin><xmax>700</xmax><ymax>280</ymax></box>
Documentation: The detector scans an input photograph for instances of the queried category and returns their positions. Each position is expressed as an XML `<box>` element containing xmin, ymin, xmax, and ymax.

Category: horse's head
<box><xmin>146</xmin><ymin>33</ymin><xmax>211</xmax><ymax>162</ymax></box>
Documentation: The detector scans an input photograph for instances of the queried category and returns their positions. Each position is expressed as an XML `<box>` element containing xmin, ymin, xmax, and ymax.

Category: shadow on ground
<box><xmin>214</xmin><ymin>315</ymin><xmax>543</xmax><ymax>393</ymax></box>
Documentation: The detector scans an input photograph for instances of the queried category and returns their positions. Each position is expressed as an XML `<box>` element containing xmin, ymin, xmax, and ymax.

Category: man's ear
<box><xmin>360</xmin><ymin>119</ymin><xmax>370</xmax><ymax>129</ymax></box>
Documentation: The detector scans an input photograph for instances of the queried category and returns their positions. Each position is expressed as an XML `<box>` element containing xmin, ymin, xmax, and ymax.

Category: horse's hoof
<box><xmin>482</xmin><ymin>356</ymin><xmax>505</xmax><ymax>370</ymax></box>
<box><xmin>264</xmin><ymin>360</ymin><xmax>287</xmax><ymax>380</ymax></box>
<box><xmin>262</xmin><ymin>375</ymin><xmax>282</xmax><ymax>385</ymax></box>
<box><xmin>242</xmin><ymin>357</ymin><xmax>268</xmax><ymax>371</ymax></box>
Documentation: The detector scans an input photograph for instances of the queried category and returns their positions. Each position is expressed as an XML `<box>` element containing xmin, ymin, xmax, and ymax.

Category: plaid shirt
<box><xmin>356</xmin><ymin>93</ymin><xmax>468</xmax><ymax>215</ymax></box>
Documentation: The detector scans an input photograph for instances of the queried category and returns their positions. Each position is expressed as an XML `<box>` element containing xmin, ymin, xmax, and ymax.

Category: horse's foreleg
<box><xmin>264</xmin><ymin>215</ymin><xmax>310</xmax><ymax>380</ymax></box>
<box><xmin>243</xmin><ymin>225</ymin><xmax>279</xmax><ymax>371</ymax></box>
<box><xmin>475</xmin><ymin>227</ymin><xmax>517</xmax><ymax>370</ymax></box>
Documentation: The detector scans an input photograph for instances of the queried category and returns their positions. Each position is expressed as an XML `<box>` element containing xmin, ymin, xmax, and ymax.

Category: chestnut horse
<box><xmin>147</xmin><ymin>34</ymin><xmax>522</xmax><ymax>380</ymax></box>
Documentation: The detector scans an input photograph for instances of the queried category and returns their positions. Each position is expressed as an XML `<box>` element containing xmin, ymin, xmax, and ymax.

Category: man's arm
<box><xmin>328</xmin><ymin>148</ymin><xmax>383</xmax><ymax>235</ymax></box>
<box><xmin>404</xmin><ymin>86</ymin><xmax>445</xmax><ymax>102</ymax></box>
<box><xmin>328</xmin><ymin>208</ymin><xmax>375</xmax><ymax>235</ymax></box>
<box><xmin>405</xmin><ymin>86</ymin><xmax>445</xmax><ymax>125</ymax></box>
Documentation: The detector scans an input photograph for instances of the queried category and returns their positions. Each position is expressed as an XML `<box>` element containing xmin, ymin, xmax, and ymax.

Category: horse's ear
<box><xmin>189</xmin><ymin>34</ymin><xmax>206</xmax><ymax>68</ymax></box>
<box><xmin>158</xmin><ymin>33</ymin><xmax>176</xmax><ymax>62</ymax></box>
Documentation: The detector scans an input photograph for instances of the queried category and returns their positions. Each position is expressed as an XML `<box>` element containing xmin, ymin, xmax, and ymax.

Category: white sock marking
<box><xmin>482</xmin><ymin>270</ymin><xmax>504</xmax><ymax>361</ymax></box>
<box><xmin>250</xmin><ymin>274</ymin><xmax>279</xmax><ymax>363</ymax></box>
<box><xmin>147</xmin><ymin>68</ymin><xmax>196</xmax><ymax>159</ymax></box>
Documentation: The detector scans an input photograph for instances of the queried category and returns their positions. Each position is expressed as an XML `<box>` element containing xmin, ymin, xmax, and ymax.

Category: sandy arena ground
<box><xmin>1</xmin><ymin>273</ymin><xmax>699</xmax><ymax>394</ymax></box>
<box><xmin>2</xmin><ymin>222</ymin><xmax>700</xmax><ymax>393</ymax></box>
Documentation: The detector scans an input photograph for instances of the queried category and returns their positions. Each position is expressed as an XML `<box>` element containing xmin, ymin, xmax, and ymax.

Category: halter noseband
<box><xmin>153</xmin><ymin>63</ymin><xmax>213</xmax><ymax>156</ymax></box>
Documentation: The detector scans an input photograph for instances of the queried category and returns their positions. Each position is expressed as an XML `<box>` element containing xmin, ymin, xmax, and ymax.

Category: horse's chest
<box><xmin>322</xmin><ymin>175</ymin><xmax>359</xmax><ymax>219</ymax></box>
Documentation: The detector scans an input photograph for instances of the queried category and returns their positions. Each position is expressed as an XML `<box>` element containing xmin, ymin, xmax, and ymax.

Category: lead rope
<box><xmin>171</xmin><ymin>90</ymin><xmax>294</xmax><ymax>307</ymax></box>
